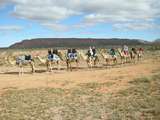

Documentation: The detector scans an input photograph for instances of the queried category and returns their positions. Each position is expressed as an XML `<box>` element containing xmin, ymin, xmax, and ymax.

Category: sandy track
<box><xmin>0</xmin><ymin>58</ymin><xmax>159</xmax><ymax>95</ymax></box>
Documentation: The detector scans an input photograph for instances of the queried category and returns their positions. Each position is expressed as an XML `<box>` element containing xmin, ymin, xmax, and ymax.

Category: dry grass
<box><xmin>0</xmin><ymin>49</ymin><xmax>160</xmax><ymax>120</ymax></box>
<box><xmin>0</xmin><ymin>73</ymin><xmax>160</xmax><ymax>120</ymax></box>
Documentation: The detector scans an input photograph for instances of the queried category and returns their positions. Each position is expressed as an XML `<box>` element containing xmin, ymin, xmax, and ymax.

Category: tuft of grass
<box><xmin>129</xmin><ymin>77</ymin><xmax>150</xmax><ymax>84</ymax></box>
<box><xmin>78</xmin><ymin>82</ymin><xmax>114</xmax><ymax>90</ymax></box>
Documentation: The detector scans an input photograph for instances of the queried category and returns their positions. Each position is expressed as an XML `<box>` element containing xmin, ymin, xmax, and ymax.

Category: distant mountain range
<box><xmin>153</xmin><ymin>39</ymin><xmax>160</xmax><ymax>43</ymax></box>
<box><xmin>9</xmin><ymin>38</ymin><xmax>151</xmax><ymax>49</ymax></box>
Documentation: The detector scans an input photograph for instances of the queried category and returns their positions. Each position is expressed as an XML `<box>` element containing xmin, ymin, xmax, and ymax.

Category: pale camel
<box><xmin>117</xmin><ymin>48</ymin><xmax>130</xmax><ymax>64</ymax></box>
<box><xmin>129</xmin><ymin>48</ymin><xmax>138</xmax><ymax>63</ymax></box>
<box><xmin>79</xmin><ymin>51</ymin><xmax>99</xmax><ymax>68</ymax></box>
<box><xmin>36</xmin><ymin>54</ymin><xmax>61</xmax><ymax>72</ymax></box>
<box><xmin>66</xmin><ymin>53</ymin><xmax>79</xmax><ymax>71</ymax></box>
<box><xmin>100</xmin><ymin>49</ymin><xmax>117</xmax><ymax>65</ymax></box>
<box><xmin>7</xmin><ymin>55</ymin><xmax>35</xmax><ymax>75</ymax></box>
<box><xmin>137</xmin><ymin>50</ymin><xmax>144</xmax><ymax>61</ymax></box>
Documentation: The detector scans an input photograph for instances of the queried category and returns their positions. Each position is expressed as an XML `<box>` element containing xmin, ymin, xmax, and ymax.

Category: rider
<box><xmin>89</xmin><ymin>46</ymin><xmax>93</xmax><ymax>56</ymax></box>
<box><xmin>139</xmin><ymin>47</ymin><xmax>144</xmax><ymax>53</ymax></box>
<box><xmin>67</xmin><ymin>49</ymin><xmax>73</xmax><ymax>59</ymax></box>
<box><xmin>48</xmin><ymin>49</ymin><xmax>53</xmax><ymax>60</ymax></box>
<box><xmin>25</xmin><ymin>54</ymin><xmax>33</xmax><ymax>61</ymax></box>
<box><xmin>53</xmin><ymin>49</ymin><xmax>58</xmax><ymax>55</ymax></box>
<box><xmin>123</xmin><ymin>45</ymin><xmax>129</xmax><ymax>55</ymax></box>
<box><xmin>110</xmin><ymin>48</ymin><xmax>116</xmax><ymax>57</ymax></box>
<box><xmin>52</xmin><ymin>49</ymin><xmax>60</xmax><ymax>61</ymax></box>
<box><xmin>92</xmin><ymin>46</ymin><xmax>97</xmax><ymax>57</ymax></box>
<box><xmin>131</xmin><ymin>47</ymin><xmax>137</xmax><ymax>54</ymax></box>
<box><xmin>138</xmin><ymin>47</ymin><xmax>144</xmax><ymax>56</ymax></box>
<box><xmin>72</xmin><ymin>48</ymin><xmax>78</xmax><ymax>59</ymax></box>
<box><xmin>87</xmin><ymin>47</ymin><xmax>92</xmax><ymax>57</ymax></box>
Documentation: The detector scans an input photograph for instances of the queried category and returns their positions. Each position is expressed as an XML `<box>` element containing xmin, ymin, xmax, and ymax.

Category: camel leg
<box><xmin>116</xmin><ymin>58</ymin><xmax>118</xmax><ymax>64</ymax></box>
<box><xmin>67</xmin><ymin>61</ymin><xmax>72</xmax><ymax>71</ymax></box>
<box><xmin>46</xmin><ymin>62</ymin><xmax>49</xmax><ymax>71</ymax></box>
<box><xmin>48</xmin><ymin>61</ymin><xmax>52</xmax><ymax>72</ymax></box>
<box><xmin>94</xmin><ymin>57</ymin><xmax>98</xmax><ymax>67</ymax></box>
<box><xmin>50</xmin><ymin>62</ymin><xmax>53</xmax><ymax>72</ymax></box>
<box><xmin>66</xmin><ymin>60</ymin><xmax>69</xmax><ymax>70</ymax></box>
<box><xmin>113</xmin><ymin>58</ymin><xmax>117</xmax><ymax>65</ymax></box>
<box><xmin>87</xmin><ymin>59</ymin><xmax>91</xmax><ymax>68</ymax></box>
<box><xmin>121</xmin><ymin>57</ymin><xmax>124</xmax><ymax>64</ymax></box>
<box><xmin>93</xmin><ymin>60</ymin><xmax>95</xmax><ymax>66</ymax></box>
<box><xmin>120</xmin><ymin>58</ymin><xmax>122</xmax><ymax>64</ymax></box>
<box><xmin>106</xmin><ymin>59</ymin><xmax>109</xmax><ymax>65</ymax></box>
<box><xmin>57</xmin><ymin>61</ymin><xmax>60</xmax><ymax>70</ymax></box>
<box><xmin>107</xmin><ymin>58</ymin><xmax>111</xmax><ymax>65</ymax></box>
<box><xmin>70</xmin><ymin>63</ymin><xmax>72</xmax><ymax>71</ymax></box>
<box><xmin>138</xmin><ymin>54</ymin><xmax>141</xmax><ymax>61</ymax></box>
<box><xmin>123</xmin><ymin>57</ymin><xmax>125</xmax><ymax>64</ymax></box>
<box><xmin>87</xmin><ymin>58</ymin><xmax>93</xmax><ymax>68</ymax></box>
<box><xmin>125</xmin><ymin>57</ymin><xmax>127</xmax><ymax>63</ymax></box>
<box><xmin>134</xmin><ymin>57</ymin><xmax>136</xmax><ymax>64</ymax></box>
<box><xmin>19</xmin><ymin>66</ymin><xmax>21</xmax><ymax>76</ymax></box>
<box><xmin>21</xmin><ymin>66</ymin><xmax>24</xmax><ymax>75</ymax></box>
<box><xmin>67</xmin><ymin>60</ymin><xmax>72</xmax><ymax>71</ymax></box>
<box><xmin>46</xmin><ymin>61</ymin><xmax>49</xmax><ymax>71</ymax></box>
<box><xmin>30</xmin><ymin>61</ymin><xmax>35</xmax><ymax>73</ymax></box>
<box><xmin>19</xmin><ymin>66</ymin><xmax>23</xmax><ymax>76</ymax></box>
<box><xmin>87</xmin><ymin>60</ymin><xmax>90</xmax><ymax>68</ymax></box>
<box><xmin>18</xmin><ymin>63</ymin><xmax>23</xmax><ymax>76</ymax></box>
<box><xmin>76</xmin><ymin>60</ymin><xmax>79</xmax><ymax>69</ymax></box>
<box><xmin>46</xmin><ymin>61</ymin><xmax>52</xmax><ymax>72</ymax></box>
<box><xmin>128</xmin><ymin>56</ymin><xmax>131</xmax><ymax>63</ymax></box>
<box><xmin>137</xmin><ymin>55</ymin><xmax>139</xmax><ymax>61</ymax></box>
<box><xmin>90</xmin><ymin>59</ymin><xmax>93</xmax><ymax>68</ymax></box>
<box><xmin>124</xmin><ymin>57</ymin><xmax>126</xmax><ymax>63</ymax></box>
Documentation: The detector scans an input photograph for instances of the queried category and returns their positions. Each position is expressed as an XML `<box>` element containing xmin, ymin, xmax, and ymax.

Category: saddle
<box><xmin>16</xmin><ymin>55</ymin><xmax>32</xmax><ymax>64</ymax></box>
<box><xmin>124</xmin><ymin>51</ymin><xmax>129</xmax><ymax>56</ymax></box>
<box><xmin>67</xmin><ymin>53</ymin><xmax>77</xmax><ymax>60</ymax></box>
<box><xmin>25</xmin><ymin>55</ymin><xmax>32</xmax><ymax>60</ymax></box>
<box><xmin>48</xmin><ymin>54</ymin><xmax>60</xmax><ymax>61</ymax></box>
<box><xmin>48</xmin><ymin>54</ymin><xmax>53</xmax><ymax>60</ymax></box>
<box><xmin>88</xmin><ymin>54</ymin><xmax>97</xmax><ymax>60</ymax></box>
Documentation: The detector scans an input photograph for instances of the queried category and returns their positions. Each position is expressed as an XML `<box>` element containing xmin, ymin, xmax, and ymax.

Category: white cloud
<box><xmin>0</xmin><ymin>25</ymin><xmax>23</xmax><ymax>31</ymax></box>
<box><xmin>43</xmin><ymin>23</ymin><xmax>68</xmax><ymax>31</ymax></box>
<box><xmin>82</xmin><ymin>0</ymin><xmax>159</xmax><ymax>24</ymax></box>
<box><xmin>113</xmin><ymin>22</ymin><xmax>155</xmax><ymax>30</ymax></box>
<box><xmin>0</xmin><ymin>0</ymin><xmax>8</xmax><ymax>8</ymax></box>
<box><xmin>12</xmin><ymin>4</ymin><xmax>79</xmax><ymax>22</ymax></box>
<box><xmin>1</xmin><ymin>0</ymin><xmax>160</xmax><ymax>31</ymax></box>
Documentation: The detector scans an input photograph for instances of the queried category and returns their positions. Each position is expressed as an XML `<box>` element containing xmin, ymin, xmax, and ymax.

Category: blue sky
<box><xmin>0</xmin><ymin>0</ymin><xmax>160</xmax><ymax>47</ymax></box>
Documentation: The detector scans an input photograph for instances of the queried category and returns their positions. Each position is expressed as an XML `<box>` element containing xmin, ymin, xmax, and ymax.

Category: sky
<box><xmin>0</xmin><ymin>0</ymin><xmax>160</xmax><ymax>47</ymax></box>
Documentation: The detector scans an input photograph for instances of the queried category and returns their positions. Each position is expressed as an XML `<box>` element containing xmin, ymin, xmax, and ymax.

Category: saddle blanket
<box><xmin>16</xmin><ymin>55</ymin><xmax>32</xmax><ymax>64</ymax></box>
<box><xmin>67</xmin><ymin>53</ymin><xmax>78</xmax><ymax>60</ymax></box>
<box><xmin>48</xmin><ymin>54</ymin><xmax>60</xmax><ymax>61</ymax></box>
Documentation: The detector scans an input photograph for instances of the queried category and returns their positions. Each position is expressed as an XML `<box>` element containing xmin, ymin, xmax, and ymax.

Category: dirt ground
<box><xmin>0</xmin><ymin>57</ymin><xmax>159</xmax><ymax>96</ymax></box>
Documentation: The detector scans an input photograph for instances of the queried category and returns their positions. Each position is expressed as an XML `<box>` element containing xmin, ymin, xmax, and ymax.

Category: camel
<box><xmin>65</xmin><ymin>49</ymin><xmax>79</xmax><ymax>71</ymax></box>
<box><xmin>100</xmin><ymin>49</ymin><xmax>117</xmax><ymax>65</ymax></box>
<box><xmin>137</xmin><ymin>49</ymin><xmax>144</xmax><ymax>61</ymax></box>
<box><xmin>7</xmin><ymin>55</ymin><xmax>35</xmax><ymax>75</ymax></box>
<box><xmin>0</xmin><ymin>51</ymin><xmax>10</xmax><ymax>65</ymax></box>
<box><xmin>129</xmin><ymin>48</ymin><xmax>138</xmax><ymax>63</ymax></box>
<box><xmin>117</xmin><ymin>48</ymin><xmax>130</xmax><ymax>64</ymax></box>
<box><xmin>79</xmin><ymin>51</ymin><xmax>99</xmax><ymax>68</ymax></box>
<box><xmin>36</xmin><ymin>54</ymin><xmax>62</xmax><ymax>72</ymax></box>
<box><xmin>66</xmin><ymin>54</ymin><xmax>79</xmax><ymax>71</ymax></box>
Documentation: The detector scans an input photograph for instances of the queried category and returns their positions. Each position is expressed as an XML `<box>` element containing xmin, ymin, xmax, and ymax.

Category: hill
<box><xmin>153</xmin><ymin>39</ymin><xmax>160</xmax><ymax>44</ymax></box>
<box><xmin>9</xmin><ymin>38</ymin><xmax>149</xmax><ymax>49</ymax></box>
